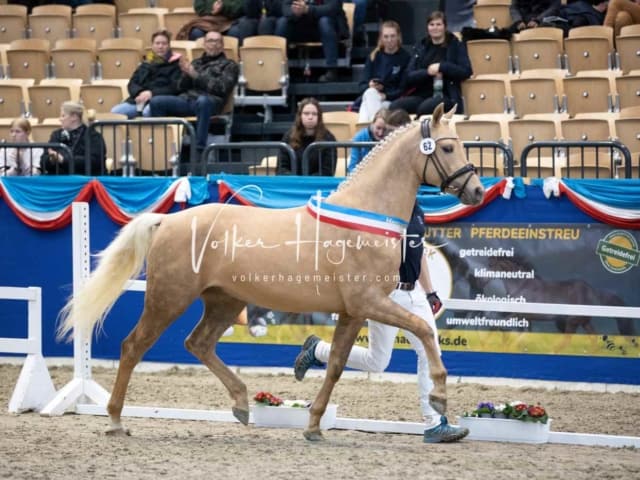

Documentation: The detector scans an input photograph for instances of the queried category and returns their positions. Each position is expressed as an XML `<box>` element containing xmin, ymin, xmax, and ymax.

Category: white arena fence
<box><xmin>4</xmin><ymin>202</ymin><xmax>640</xmax><ymax>447</ymax></box>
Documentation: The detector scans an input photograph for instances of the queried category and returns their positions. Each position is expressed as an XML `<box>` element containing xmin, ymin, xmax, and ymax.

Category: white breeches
<box><xmin>314</xmin><ymin>284</ymin><xmax>441</xmax><ymax>420</ymax></box>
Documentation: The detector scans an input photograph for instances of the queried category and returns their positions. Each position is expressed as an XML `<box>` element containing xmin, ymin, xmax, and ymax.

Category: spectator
<box><xmin>176</xmin><ymin>0</ymin><xmax>256</xmax><ymax>43</ymax></box>
<box><xmin>509</xmin><ymin>0</ymin><xmax>561</xmax><ymax>32</ymax></box>
<box><xmin>347</xmin><ymin>107</ymin><xmax>388</xmax><ymax>173</ymax></box>
<box><xmin>604</xmin><ymin>0</ymin><xmax>640</xmax><ymax>35</ymax></box>
<box><xmin>390</xmin><ymin>11</ymin><xmax>472</xmax><ymax>117</ymax></box>
<box><xmin>275</xmin><ymin>0</ymin><xmax>350</xmax><ymax>82</ymax></box>
<box><xmin>111</xmin><ymin>30</ymin><xmax>182</xmax><ymax>119</ymax></box>
<box><xmin>149</xmin><ymin>30</ymin><xmax>239</xmax><ymax>150</ymax></box>
<box><xmin>439</xmin><ymin>0</ymin><xmax>475</xmax><ymax>33</ymax></box>
<box><xmin>42</xmin><ymin>101</ymin><xmax>106</xmax><ymax>175</ymax></box>
<box><xmin>353</xmin><ymin>20</ymin><xmax>411</xmax><ymax>123</ymax></box>
<box><xmin>0</xmin><ymin>118</ymin><xmax>43</xmax><ymax>176</ymax></box>
<box><xmin>244</xmin><ymin>0</ymin><xmax>283</xmax><ymax>35</ymax></box>
<box><xmin>277</xmin><ymin>97</ymin><xmax>337</xmax><ymax>175</ymax></box>
<box><xmin>542</xmin><ymin>0</ymin><xmax>609</xmax><ymax>35</ymax></box>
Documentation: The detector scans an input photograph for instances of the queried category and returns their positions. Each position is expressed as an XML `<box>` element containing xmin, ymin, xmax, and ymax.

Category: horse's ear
<box><xmin>445</xmin><ymin>104</ymin><xmax>457</xmax><ymax>120</ymax></box>
<box><xmin>432</xmin><ymin>103</ymin><xmax>445</xmax><ymax>126</ymax></box>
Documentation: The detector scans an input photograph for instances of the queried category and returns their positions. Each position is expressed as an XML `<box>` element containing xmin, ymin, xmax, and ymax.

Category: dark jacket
<box><xmin>177</xmin><ymin>52</ymin><xmax>239</xmax><ymax>106</ymax></box>
<box><xmin>548</xmin><ymin>1</ymin><xmax>606</xmax><ymax>33</ymax></box>
<box><xmin>402</xmin><ymin>32</ymin><xmax>472</xmax><ymax>113</ymax></box>
<box><xmin>42</xmin><ymin>124</ymin><xmax>106</xmax><ymax>175</ymax></box>
<box><xmin>245</xmin><ymin>0</ymin><xmax>283</xmax><ymax>18</ymax></box>
<box><xmin>282</xmin><ymin>0</ymin><xmax>349</xmax><ymax>39</ymax></box>
<box><xmin>359</xmin><ymin>47</ymin><xmax>411</xmax><ymax>100</ymax></box>
<box><xmin>510</xmin><ymin>0</ymin><xmax>561</xmax><ymax>24</ymax></box>
<box><xmin>277</xmin><ymin>130</ymin><xmax>337</xmax><ymax>176</ymax></box>
<box><xmin>194</xmin><ymin>0</ymin><xmax>245</xmax><ymax>19</ymax></box>
<box><xmin>125</xmin><ymin>52</ymin><xmax>182</xmax><ymax>104</ymax></box>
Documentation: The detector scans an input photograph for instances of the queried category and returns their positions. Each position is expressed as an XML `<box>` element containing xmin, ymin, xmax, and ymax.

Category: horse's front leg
<box><xmin>353</xmin><ymin>294</ymin><xmax>448</xmax><ymax>415</ymax></box>
<box><xmin>304</xmin><ymin>314</ymin><xmax>364</xmax><ymax>441</ymax></box>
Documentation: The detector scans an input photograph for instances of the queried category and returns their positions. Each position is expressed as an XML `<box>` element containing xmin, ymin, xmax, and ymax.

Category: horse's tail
<box><xmin>57</xmin><ymin>212</ymin><xmax>166</xmax><ymax>342</ymax></box>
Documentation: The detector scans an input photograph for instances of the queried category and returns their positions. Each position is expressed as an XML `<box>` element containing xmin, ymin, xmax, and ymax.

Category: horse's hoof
<box><xmin>429</xmin><ymin>395</ymin><xmax>447</xmax><ymax>415</ymax></box>
<box><xmin>303</xmin><ymin>429</ymin><xmax>324</xmax><ymax>442</ymax></box>
<box><xmin>105</xmin><ymin>426</ymin><xmax>131</xmax><ymax>437</ymax></box>
<box><xmin>232</xmin><ymin>407</ymin><xmax>250</xmax><ymax>426</ymax></box>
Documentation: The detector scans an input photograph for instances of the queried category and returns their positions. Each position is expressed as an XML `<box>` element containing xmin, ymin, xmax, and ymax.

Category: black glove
<box><xmin>427</xmin><ymin>291</ymin><xmax>442</xmax><ymax>314</ymax></box>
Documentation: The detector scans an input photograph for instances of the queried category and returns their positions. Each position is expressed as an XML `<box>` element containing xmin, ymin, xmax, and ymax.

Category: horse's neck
<box><xmin>328</xmin><ymin>126</ymin><xmax>421</xmax><ymax>221</ymax></box>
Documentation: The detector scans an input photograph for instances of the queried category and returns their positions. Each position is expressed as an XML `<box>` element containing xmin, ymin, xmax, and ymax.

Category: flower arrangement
<box><xmin>464</xmin><ymin>401</ymin><xmax>549</xmax><ymax>424</ymax></box>
<box><xmin>254</xmin><ymin>391</ymin><xmax>283</xmax><ymax>406</ymax></box>
<box><xmin>253</xmin><ymin>392</ymin><xmax>311</xmax><ymax>408</ymax></box>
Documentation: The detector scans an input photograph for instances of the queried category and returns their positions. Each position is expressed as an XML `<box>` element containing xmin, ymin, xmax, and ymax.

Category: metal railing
<box><xmin>201</xmin><ymin>142</ymin><xmax>297</xmax><ymax>177</ymax></box>
<box><xmin>0</xmin><ymin>143</ymin><xmax>73</xmax><ymax>175</ymax></box>
<box><xmin>520</xmin><ymin>141</ymin><xmax>633</xmax><ymax>179</ymax></box>
<box><xmin>303</xmin><ymin>141</ymin><xmax>375</xmax><ymax>176</ymax></box>
<box><xmin>462</xmin><ymin>141</ymin><xmax>515</xmax><ymax>177</ymax></box>
<box><xmin>90</xmin><ymin>119</ymin><xmax>197</xmax><ymax>177</ymax></box>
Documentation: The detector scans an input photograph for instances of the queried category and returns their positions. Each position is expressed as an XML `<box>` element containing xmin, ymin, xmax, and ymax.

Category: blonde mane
<box><xmin>336</xmin><ymin>120</ymin><xmax>417</xmax><ymax>192</ymax></box>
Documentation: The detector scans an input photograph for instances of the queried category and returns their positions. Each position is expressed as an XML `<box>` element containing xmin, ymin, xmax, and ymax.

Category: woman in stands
<box><xmin>347</xmin><ymin>107</ymin><xmax>388</xmax><ymax>172</ymax></box>
<box><xmin>0</xmin><ymin>118</ymin><xmax>42</xmax><ymax>176</ymax></box>
<box><xmin>353</xmin><ymin>20</ymin><xmax>411</xmax><ymax>123</ymax></box>
<box><xmin>277</xmin><ymin>97</ymin><xmax>337</xmax><ymax>176</ymax></box>
<box><xmin>111</xmin><ymin>30</ymin><xmax>182</xmax><ymax>119</ymax></box>
<box><xmin>390</xmin><ymin>11</ymin><xmax>472</xmax><ymax>117</ymax></box>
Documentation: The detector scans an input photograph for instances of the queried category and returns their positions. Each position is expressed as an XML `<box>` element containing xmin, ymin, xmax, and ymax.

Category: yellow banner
<box><xmin>220</xmin><ymin>326</ymin><xmax>639</xmax><ymax>358</ymax></box>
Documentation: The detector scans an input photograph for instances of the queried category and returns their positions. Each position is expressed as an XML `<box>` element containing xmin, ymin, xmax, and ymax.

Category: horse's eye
<box><xmin>442</xmin><ymin>145</ymin><xmax>454</xmax><ymax>154</ymax></box>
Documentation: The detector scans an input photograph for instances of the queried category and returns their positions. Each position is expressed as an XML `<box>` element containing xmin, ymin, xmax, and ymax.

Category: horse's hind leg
<box><xmin>305</xmin><ymin>313</ymin><xmax>364</xmax><ymax>441</ymax></box>
<box><xmin>184</xmin><ymin>288</ymin><xmax>249</xmax><ymax>425</ymax></box>
<box><xmin>107</xmin><ymin>299</ymin><xmax>192</xmax><ymax>436</ymax></box>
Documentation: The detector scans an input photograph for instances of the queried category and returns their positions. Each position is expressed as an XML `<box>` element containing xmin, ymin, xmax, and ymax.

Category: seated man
<box><xmin>149</xmin><ymin>30</ymin><xmax>239</xmax><ymax>150</ymax></box>
<box><xmin>275</xmin><ymin>0</ymin><xmax>350</xmax><ymax>82</ymax></box>
<box><xmin>111</xmin><ymin>30</ymin><xmax>182</xmax><ymax>119</ymax></box>
<box><xmin>42</xmin><ymin>101</ymin><xmax>106</xmax><ymax>175</ymax></box>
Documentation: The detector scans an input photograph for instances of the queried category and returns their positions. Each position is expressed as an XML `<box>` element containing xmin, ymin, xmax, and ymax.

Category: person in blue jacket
<box><xmin>347</xmin><ymin>107</ymin><xmax>389</xmax><ymax>172</ymax></box>
<box><xmin>390</xmin><ymin>11</ymin><xmax>472</xmax><ymax>117</ymax></box>
<box><xmin>353</xmin><ymin>20</ymin><xmax>411</xmax><ymax>122</ymax></box>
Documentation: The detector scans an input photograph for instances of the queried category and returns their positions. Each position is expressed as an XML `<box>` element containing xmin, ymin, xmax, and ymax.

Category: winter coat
<box><xmin>402</xmin><ymin>32</ymin><xmax>472</xmax><ymax>113</ymax></box>
<box><xmin>177</xmin><ymin>52</ymin><xmax>239</xmax><ymax>105</ymax></box>
<box><xmin>124</xmin><ymin>52</ymin><xmax>182</xmax><ymax>104</ymax></box>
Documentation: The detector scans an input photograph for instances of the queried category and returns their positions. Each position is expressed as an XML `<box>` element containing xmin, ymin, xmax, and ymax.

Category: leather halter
<box><xmin>420</xmin><ymin>118</ymin><xmax>476</xmax><ymax>198</ymax></box>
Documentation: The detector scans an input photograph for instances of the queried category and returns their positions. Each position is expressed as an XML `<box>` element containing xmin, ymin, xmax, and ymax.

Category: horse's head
<box><xmin>416</xmin><ymin>103</ymin><xmax>484</xmax><ymax>206</ymax></box>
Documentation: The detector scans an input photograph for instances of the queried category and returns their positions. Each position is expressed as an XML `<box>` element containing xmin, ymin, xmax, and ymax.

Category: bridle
<box><xmin>420</xmin><ymin>118</ymin><xmax>476</xmax><ymax>197</ymax></box>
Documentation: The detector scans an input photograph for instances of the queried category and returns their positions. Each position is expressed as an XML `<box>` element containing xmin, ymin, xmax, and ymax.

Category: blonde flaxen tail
<box><xmin>57</xmin><ymin>213</ymin><xmax>166</xmax><ymax>342</ymax></box>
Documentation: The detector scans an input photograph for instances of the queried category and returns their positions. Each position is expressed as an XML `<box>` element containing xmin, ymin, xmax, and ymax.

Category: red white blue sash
<box><xmin>306</xmin><ymin>196</ymin><xmax>408</xmax><ymax>238</ymax></box>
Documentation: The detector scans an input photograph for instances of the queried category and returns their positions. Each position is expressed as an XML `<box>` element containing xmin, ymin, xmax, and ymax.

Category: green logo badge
<box><xmin>596</xmin><ymin>231</ymin><xmax>639</xmax><ymax>274</ymax></box>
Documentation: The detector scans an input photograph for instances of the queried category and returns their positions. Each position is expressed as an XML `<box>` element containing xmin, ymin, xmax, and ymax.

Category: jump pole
<box><xmin>0</xmin><ymin>285</ymin><xmax>55</xmax><ymax>413</ymax></box>
<box><xmin>51</xmin><ymin>202</ymin><xmax>640</xmax><ymax>447</ymax></box>
<box><xmin>40</xmin><ymin>202</ymin><xmax>110</xmax><ymax>416</ymax></box>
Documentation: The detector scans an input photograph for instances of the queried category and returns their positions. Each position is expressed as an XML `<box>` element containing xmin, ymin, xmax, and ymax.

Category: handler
<box><xmin>294</xmin><ymin>201</ymin><xmax>469</xmax><ymax>443</ymax></box>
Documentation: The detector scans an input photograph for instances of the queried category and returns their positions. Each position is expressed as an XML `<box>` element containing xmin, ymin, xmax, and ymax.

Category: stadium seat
<box><xmin>472</xmin><ymin>4</ymin><xmax>511</xmax><ymax>30</ymax></box>
<box><xmin>466</xmin><ymin>39</ymin><xmax>513</xmax><ymax>77</ymax></box>
<box><xmin>613</xmin><ymin>118</ymin><xmax>640</xmax><ymax>178</ymax></box>
<box><xmin>615</xmin><ymin>75</ymin><xmax>640</xmax><ymax>110</ymax></box>
<box><xmin>510</xmin><ymin>78</ymin><xmax>561</xmax><ymax>117</ymax></box>
<box><xmin>118</xmin><ymin>10</ymin><xmax>167</xmax><ymax>46</ymax></box>
<box><xmin>508</xmin><ymin>118</ymin><xmax>560</xmax><ymax>177</ymax></box>
<box><xmin>461</xmin><ymin>78</ymin><xmax>510</xmax><ymax>116</ymax></box>
<box><xmin>560</xmin><ymin>118</ymin><xmax>614</xmax><ymax>178</ymax></box>
<box><xmin>511</xmin><ymin>38</ymin><xmax>563</xmax><ymax>72</ymax></box>
<box><xmin>97</xmin><ymin>38</ymin><xmax>144</xmax><ymax>80</ymax></box>
<box><xmin>614</xmin><ymin>36</ymin><xmax>640</xmax><ymax>74</ymax></box>
<box><xmin>564</xmin><ymin>37</ymin><xmax>614</xmax><ymax>74</ymax></box>
<box><xmin>51</xmin><ymin>38</ymin><xmax>97</xmax><ymax>83</ymax></box>
<box><xmin>562</xmin><ymin>76</ymin><xmax>613</xmax><ymax>117</ymax></box>
<box><xmin>454</xmin><ymin>118</ymin><xmax>506</xmax><ymax>176</ymax></box>
<box><xmin>80</xmin><ymin>83</ymin><xmax>126</xmax><ymax>114</ymax></box>
<box><xmin>6</xmin><ymin>38</ymin><xmax>50</xmax><ymax>81</ymax></box>
<box><xmin>0</xmin><ymin>5</ymin><xmax>27</xmax><ymax>44</ymax></box>
<box><xmin>28</xmin><ymin>6</ymin><xmax>72</xmax><ymax>42</ymax></box>
<box><xmin>72</xmin><ymin>11</ymin><xmax>117</xmax><ymax>46</ymax></box>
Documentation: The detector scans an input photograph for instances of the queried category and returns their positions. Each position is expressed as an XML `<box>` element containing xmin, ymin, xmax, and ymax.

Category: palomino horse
<box><xmin>58</xmin><ymin>104</ymin><xmax>484</xmax><ymax>440</ymax></box>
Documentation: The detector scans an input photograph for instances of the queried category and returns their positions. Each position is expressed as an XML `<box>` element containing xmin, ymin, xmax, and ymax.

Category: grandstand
<box><xmin>0</xmin><ymin>0</ymin><xmax>637</xmax><ymax>178</ymax></box>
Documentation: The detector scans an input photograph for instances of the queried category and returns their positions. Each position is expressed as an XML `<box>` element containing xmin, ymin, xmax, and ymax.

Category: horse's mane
<box><xmin>336</xmin><ymin>120</ymin><xmax>417</xmax><ymax>192</ymax></box>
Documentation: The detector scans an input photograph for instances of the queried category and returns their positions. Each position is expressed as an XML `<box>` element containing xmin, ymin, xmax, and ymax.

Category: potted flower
<box><xmin>458</xmin><ymin>400</ymin><xmax>551</xmax><ymax>444</ymax></box>
<box><xmin>251</xmin><ymin>392</ymin><xmax>337</xmax><ymax>429</ymax></box>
